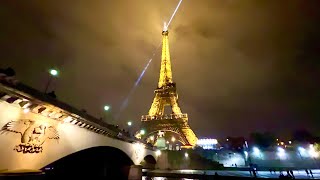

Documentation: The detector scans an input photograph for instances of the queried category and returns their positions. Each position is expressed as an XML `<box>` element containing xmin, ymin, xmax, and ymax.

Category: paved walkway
<box><xmin>145</xmin><ymin>169</ymin><xmax>320</xmax><ymax>179</ymax></box>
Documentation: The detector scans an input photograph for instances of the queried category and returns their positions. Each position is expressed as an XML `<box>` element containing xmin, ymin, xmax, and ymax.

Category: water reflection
<box><xmin>142</xmin><ymin>177</ymin><xmax>197</xmax><ymax>180</ymax></box>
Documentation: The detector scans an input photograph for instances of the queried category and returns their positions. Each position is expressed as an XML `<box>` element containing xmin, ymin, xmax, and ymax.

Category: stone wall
<box><xmin>196</xmin><ymin>148</ymin><xmax>320</xmax><ymax>169</ymax></box>
<box><xmin>249</xmin><ymin>150</ymin><xmax>320</xmax><ymax>169</ymax></box>
<box><xmin>156</xmin><ymin>150</ymin><xmax>223</xmax><ymax>170</ymax></box>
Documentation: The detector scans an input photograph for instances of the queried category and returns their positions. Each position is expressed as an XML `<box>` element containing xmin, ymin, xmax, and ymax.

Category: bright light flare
<box><xmin>133</xmin><ymin>142</ymin><xmax>146</xmax><ymax>159</ymax></box>
<box><xmin>309</xmin><ymin>144</ymin><xmax>319</xmax><ymax>158</ymax></box>
<box><xmin>184</xmin><ymin>152</ymin><xmax>189</xmax><ymax>158</ymax></box>
<box><xmin>171</xmin><ymin>137</ymin><xmax>176</xmax><ymax>142</ymax></box>
<box><xmin>104</xmin><ymin>105</ymin><xmax>110</xmax><ymax>111</ymax></box>
<box><xmin>167</xmin><ymin>0</ymin><xmax>183</xmax><ymax>28</ymax></box>
<box><xmin>140</xmin><ymin>129</ymin><xmax>145</xmax><ymax>135</ymax></box>
<box><xmin>197</xmin><ymin>138</ymin><xmax>218</xmax><ymax>150</ymax></box>
<box><xmin>116</xmin><ymin>44</ymin><xmax>161</xmax><ymax>120</ymax></box>
<box><xmin>163</xmin><ymin>22</ymin><xmax>168</xmax><ymax>31</ymax></box>
<box><xmin>23</xmin><ymin>108</ymin><xmax>30</xmax><ymax>113</ymax></box>
<box><xmin>298</xmin><ymin>147</ymin><xmax>306</xmax><ymax>153</ymax></box>
<box><xmin>277</xmin><ymin>147</ymin><xmax>286</xmax><ymax>159</ymax></box>
<box><xmin>156</xmin><ymin>150</ymin><xmax>161</xmax><ymax>156</ymax></box>
<box><xmin>49</xmin><ymin>69</ymin><xmax>58</xmax><ymax>76</ymax></box>
<box><xmin>253</xmin><ymin>147</ymin><xmax>261</xmax><ymax>156</ymax></box>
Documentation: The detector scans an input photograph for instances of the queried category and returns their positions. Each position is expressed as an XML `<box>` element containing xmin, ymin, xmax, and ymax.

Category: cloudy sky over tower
<box><xmin>1</xmin><ymin>0</ymin><xmax>320</xmax><ymax>138</ymax></box>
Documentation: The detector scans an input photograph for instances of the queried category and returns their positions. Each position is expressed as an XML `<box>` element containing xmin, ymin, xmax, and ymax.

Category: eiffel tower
<box><xmin>140</xmin><ymin>23</ymin><xmax>198</xmax><ymax>148</ymax></box>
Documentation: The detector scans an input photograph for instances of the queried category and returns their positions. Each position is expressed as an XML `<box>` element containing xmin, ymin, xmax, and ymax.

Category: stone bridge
<box><xmin>0</xmin><ymin>74</ymin><xmax>157</xmax><ymax>178</ymax></box>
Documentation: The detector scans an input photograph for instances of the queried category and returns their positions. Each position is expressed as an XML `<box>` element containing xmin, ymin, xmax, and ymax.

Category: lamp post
<box><xmin>44</xmin><ymin>68</ymin><xmax>59</xmax><ymax>93</ymax></box>
<box><xmin>104</xmin><ymin>105</ymin><xmax>110</xmax><ymax>111</ymax></box>
<box><xmin>127</xmin><ymin>121</ymin><xmax>132</xmax><ymax>136</ymax></box>
<box><xmin>140</xmin><ymin>129</ymin><xmax>145</xmax><ymax>135</ymax></box>
<box><xmin>103</xmin><ymin>105</ymin><xmax>112</xmax><ymax>122</ymax></box>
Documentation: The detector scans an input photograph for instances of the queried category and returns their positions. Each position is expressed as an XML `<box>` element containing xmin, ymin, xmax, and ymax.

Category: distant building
<box><xmin>197</xmin><ymin>138</ymin><xmax>218</xmax><ymax>150</ymax></box>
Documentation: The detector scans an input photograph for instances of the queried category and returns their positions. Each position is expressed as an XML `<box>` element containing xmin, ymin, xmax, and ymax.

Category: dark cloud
<box><xmin>1</xmin><ymin>0</ymin><xmax>320</xmax><ymax>138</ymax></box>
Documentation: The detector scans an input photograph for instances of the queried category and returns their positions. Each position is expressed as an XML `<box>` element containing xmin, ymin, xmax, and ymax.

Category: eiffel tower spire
<box><xmin>158</xmin><ymin>22</ymin><xmax>173</xmax><ymax>88</ymax></box>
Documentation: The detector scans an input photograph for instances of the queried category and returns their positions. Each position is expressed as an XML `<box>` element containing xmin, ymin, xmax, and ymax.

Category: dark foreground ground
<box><xmin>0</xmin><ymin>169</ymin><xmax>319</xmax><ymax>180</ymax></box>
<box><xmin>143</xmin><ymin>169</ymin><xmax>320</xmax><ymax>179</ymax></box>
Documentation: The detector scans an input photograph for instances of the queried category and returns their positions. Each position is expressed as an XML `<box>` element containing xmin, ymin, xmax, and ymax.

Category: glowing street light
<box><xmin>127</xmin><ymin>121</ymin><xmax>132</xmax><ymax>126</ymax></box>
<box><xmin>140</xmin><ymin>129</ymin><xmax>145</xmax><ymax>135</ymax></box>
<box><xmin>44</xmin><ymin>68</ymin><xmax>59</xmax><ymax>93</ymax></box>
<box><xmin>150</xmin><ymin>136</ymin><xmax>154</xmax><ymax>141</ymax></box>
<box><xmin>309</xmin><ymin>144</ymin><xmax>319</xmax><ymax>158</ymax></box>
<box><xmin>156</xmin><ymin>150</ymin><xmax>161</xmax><ymax>156</ymax></box>
<box><xmin>23</xmin><ymin>108</ymin><xmax>30</xmax><ymax>113</ymax></box>
<box><xmin>298</xmin><ymin>147</ymin><xmax>306</xmax><ymax>153</ymax></box>
<box><xmin>171</xmin><ymin>137</ymin><xmax>176</xmax><ymax>142</ymax></box>
<box><xmin>104</xmin><ymin>105</ymin><xmax>110</xmax><ymax>111</ymax></box>
<box><xmin>277</xmin><ymin>147</ymin><xmax>286</xmax><ymax>159</ymax></box>
<box><xmin>253</xmin><ymin>147</ymin><xmax>261</xmax><ymax>156</ymax></box>
<box><xmin>50</xmin><ymin>69</ymin><xmax>58</xmax><ymax>76</ymax></box>
<box><xmin>184</xmin><ymin>152</ymin><xmax>189</xmax><ymax>158</ymax></box>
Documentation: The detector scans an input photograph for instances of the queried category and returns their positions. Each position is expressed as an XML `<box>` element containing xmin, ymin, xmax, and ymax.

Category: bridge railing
<box><xmin>141</xmin><ymin>114</ymin><xmax>188</xmax><ymax>121</ymax></box>
<box><xmin>0</xmin><ymin>76</ymin><xmax>147</xmax><ymax>146</ymax></box>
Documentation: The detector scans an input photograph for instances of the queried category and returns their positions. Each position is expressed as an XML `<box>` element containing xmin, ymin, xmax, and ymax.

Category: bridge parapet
<box><xmin>0</xmin><ymin>74</ymin><xmax>151</xmax><ymax>148</ymax></box>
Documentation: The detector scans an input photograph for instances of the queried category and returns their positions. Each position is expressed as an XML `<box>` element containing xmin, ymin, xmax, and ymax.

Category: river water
<box><xmin>143</xmin><ymin>177</ymin><xmax>197</xmax><ymax>180</ymax></box>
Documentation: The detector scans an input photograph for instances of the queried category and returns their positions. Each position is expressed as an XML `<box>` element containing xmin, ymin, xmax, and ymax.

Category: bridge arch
<box><xmin>141</xmin><ymin>155</ymin><xmax>157</xmax><ymax>169</ymax></box>
<box><xmin>43</xmin><ymin>146</ymin><xmax>134</xmax><ymax>178</ymax></box>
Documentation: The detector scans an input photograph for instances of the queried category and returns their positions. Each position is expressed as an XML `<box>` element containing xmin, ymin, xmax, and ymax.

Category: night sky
<box><xmin>1</xmin><ymin>1</ymin><xmax>320</xmax><ymax>138</ymax></box>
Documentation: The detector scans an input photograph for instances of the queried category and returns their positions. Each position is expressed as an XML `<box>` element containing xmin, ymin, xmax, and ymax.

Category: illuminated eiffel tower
<box><xmin>140</xmin><ymin>23</ymin><xmax>198</xmax><ymax>148</ymax></box>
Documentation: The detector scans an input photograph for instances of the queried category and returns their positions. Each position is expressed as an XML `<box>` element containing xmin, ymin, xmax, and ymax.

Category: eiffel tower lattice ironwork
<box><xmin>140</xmin><ymin>23</ymin><xmax>198</xmax><ymax>148</ymax></box>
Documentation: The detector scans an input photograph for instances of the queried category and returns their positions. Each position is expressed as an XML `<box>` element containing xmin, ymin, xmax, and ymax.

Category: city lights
<box><xmin>309</xmin><ymin>144</ymin><xmax>319</xmax><ymax>158</ymax></box>
<box><xmin>252</xmin><ymin>147</ymin><xmax>261</xmax><ymax>156</ymax></box>
<box><xmin>45</xmin><ymin>68</ymin><xmax>59</xmax><ymax>93</ymax></box>
<box><xmin>197</xmin><ymin>138</ymin><xmax>218</xmax><ymax>150</ymax></box>
<box><xmin>140</xmin><ymin>129</ymin><xmax>145</xmax><ymax>135</ymax></box>
<box><xmin>277</xmin><ymin>147</ymin><xmax>286</xmax><ymax>159</ymax></box>
<box><xmin>23</xmin><ymin>108</ymin><xmax>30</xmax><ymax>113</ymax></box>
<box><xmin>298</xmin><ymin>147</ymin><xmax>306</xmax><ymax>153</ymax></box>
<box><xmin>49</xmin><ymin>69</ymin><xmax>58</xmax><ymax>76</ymax></box>
<box><xmin>156</xmin><ymin>150</ymin><xmax>161</xmax><ymax>156</ymax></box>
<box><xmin>104</xmin><ymin>105</ymin><xmax>110</xmax><ymax>111</ymax></box>
<box><xmin>171</xmin><ymin>137</ymin><xmax>175</xmax><ymax>142</ymax></box>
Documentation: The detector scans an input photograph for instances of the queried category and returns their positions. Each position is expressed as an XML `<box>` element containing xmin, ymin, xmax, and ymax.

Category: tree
<box><xmin>0</xmin><ymin>67</ymin><xmax>16</xmax><ymax>76</ymax></box>
<box><xmin>292</xmin><ymin>129</ymin><xmax>314</xmax><ymax>143</ymax></box>
<box><xmin>249</xmin><ymin>132</ymin><xmax>277</xmax><ymax>149</ymax></box>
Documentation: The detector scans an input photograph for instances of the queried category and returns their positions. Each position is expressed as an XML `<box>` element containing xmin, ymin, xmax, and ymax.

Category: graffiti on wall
<box><xmin>0</xmin><ymin>119</ymin><xmax>59</xmax><ymax>153</ymax></box>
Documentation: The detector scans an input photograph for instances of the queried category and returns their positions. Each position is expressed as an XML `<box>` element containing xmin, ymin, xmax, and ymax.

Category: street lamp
<box><xmin>102</xmin><ymin>105</ymin><xmax>113</xmax><ymax>122</ymax></box>
<box><xmin>104</xmin><ymin>105</ymin><xmax>110</xmax><ymax>111</ymax></box>
<box><xmin>50</xmin><ymin>69</ymin><xmax>58</xmax><ymax>76</ymax></box>
<box><xmin>140</xmin><ymin>129</ymin><xmax>145</xmax><ymax>135</ymax></box>
<box><xmin>44</xmin><ymin>68</ymin><xmax>59</xmax><ymax>93</ymax></box>
<box><xmin>127</xmin><ymin>121</ymin><xmax>133</xmax><ymax>136</ymax></box>
<box><xmin>171</xmin><ymin>137</ymin><xmax>176</xmax><ymax>142</ymax></box>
